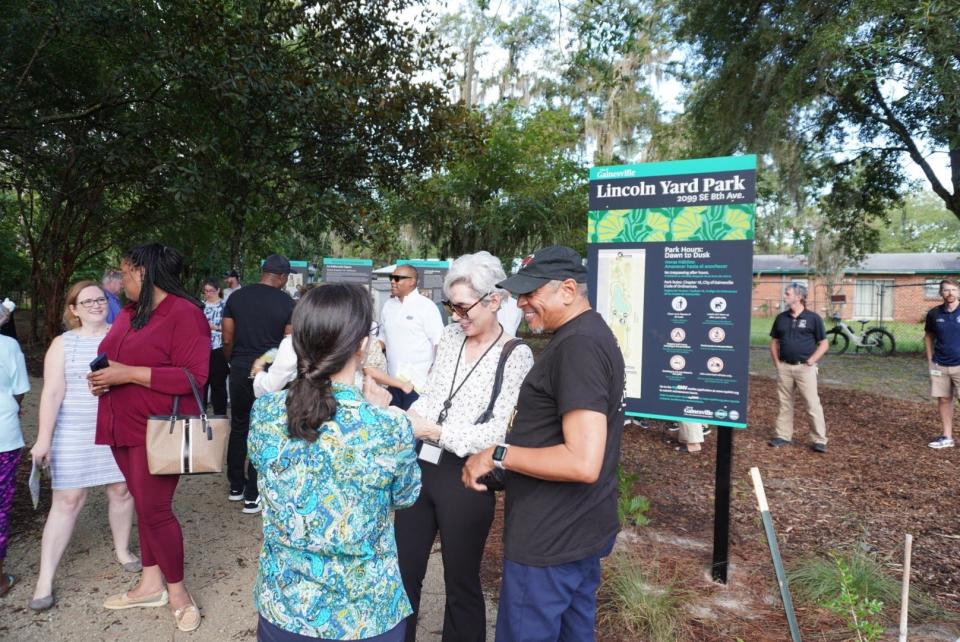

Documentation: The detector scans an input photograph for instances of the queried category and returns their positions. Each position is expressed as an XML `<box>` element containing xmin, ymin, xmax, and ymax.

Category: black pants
<box><xmin>205</xmin><ymin>348</ymin><xmax>229</xmax><ymax>416</ymax></box>
<box><xmin>227</xmin><ymin>367</ymin><xmax>258</xmax><ymax>500</ymax></box>
<box><xmin>395</xmin><ymin>450</ymin><xmax>495</xmax><ymax>642</ymax></box>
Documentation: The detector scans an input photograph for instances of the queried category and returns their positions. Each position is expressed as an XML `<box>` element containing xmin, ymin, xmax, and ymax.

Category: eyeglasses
<box><xmin>389</xmin><ymin>275</ymin><xmax>414</xmax><ymax>283</ymax></box>
<box><xmin>77</xmin><ymin>297</ymin><xmax>108</xmax><ymax>309</ymax></box>
<box><xmin>442</xmin><ymin>293</ymin><xmax>490</xmax><ymax>318</ymax></box>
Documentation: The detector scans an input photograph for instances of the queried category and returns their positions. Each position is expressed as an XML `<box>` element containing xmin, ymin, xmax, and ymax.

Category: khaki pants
<box><xmin>678</xmin><ymin>422</ymin><xmax>704</xmax><ymax>445</ymax></box>
<box><xmin>775</xmin><ymin>363</ymin><xmax>827</xmax><ymax>445</ymax></box>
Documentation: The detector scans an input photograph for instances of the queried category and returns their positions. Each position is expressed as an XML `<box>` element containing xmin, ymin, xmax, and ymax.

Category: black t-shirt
<box><xmin>503</xmin><ymin>310</ymin><xmax>626</xmax><ymax>567</ymax></box>
<box><xmin>223</xmin><ymin>283</ymin><xmax>294</xmax><ymax>368</ymax></box>
<box><xmin>769</xmin><ymin>308</ymin><xmax>826</xmax><ymax>363</ymax></box>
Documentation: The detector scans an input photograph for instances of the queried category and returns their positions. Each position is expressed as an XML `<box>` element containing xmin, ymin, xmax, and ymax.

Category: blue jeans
<box><xmin>494</xmin><ymin>547</ymin><xmax>610</xmax><ymax>642</ymax></box>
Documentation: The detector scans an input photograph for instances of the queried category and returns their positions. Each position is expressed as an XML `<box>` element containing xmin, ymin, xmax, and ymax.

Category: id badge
<box><xmin>418</xmin><ymin>440</ymin><xmax>443</xmax><ymax>465</ymax></box>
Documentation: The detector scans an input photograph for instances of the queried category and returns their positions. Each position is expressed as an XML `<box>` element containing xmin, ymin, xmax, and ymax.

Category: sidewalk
<box><xmin>0</xmin><ymin>377</ymin><xmax>496</xmax><ymax>640</ymax></box>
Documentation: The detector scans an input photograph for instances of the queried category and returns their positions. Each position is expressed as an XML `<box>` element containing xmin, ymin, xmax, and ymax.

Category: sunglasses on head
<box><xmin>389</xmin><ymin>275</ymin><xmax>414</xmax><ymax>282</ymax></box>
<box><xmin>442</xmin><ymin>293</ymin><xmax>490</xmax><ymax>318</ymax></box>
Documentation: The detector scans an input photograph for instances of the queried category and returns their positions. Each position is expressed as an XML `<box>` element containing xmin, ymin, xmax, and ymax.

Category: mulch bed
<box><xmin>481</xmin><ymin>374</ymin><xmax>960</xmax><ymax>639</ymax></box>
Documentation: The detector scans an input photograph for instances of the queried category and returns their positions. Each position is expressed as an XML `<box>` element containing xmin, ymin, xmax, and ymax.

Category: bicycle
<box><xmin>825</xmin><ymin>314</ymin><xmax>896</xmax><ymax>356</ymax></box>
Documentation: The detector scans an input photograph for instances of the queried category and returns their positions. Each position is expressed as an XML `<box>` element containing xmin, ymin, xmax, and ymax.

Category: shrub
<box><xmin>788</xmin><ymin>546</ymin><xmax>945</xmax><ymax>623</ymax></box>
<box><xmin>599</xmin><ymin>555</ymin><xmax>690</xmax><ymax>642</ymax></box>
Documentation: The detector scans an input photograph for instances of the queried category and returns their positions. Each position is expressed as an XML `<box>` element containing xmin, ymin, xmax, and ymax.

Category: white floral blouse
<box><xmin>411</xmin><ymin>323</ymin><xmax>534</xmax><ymax>457</ymax></box>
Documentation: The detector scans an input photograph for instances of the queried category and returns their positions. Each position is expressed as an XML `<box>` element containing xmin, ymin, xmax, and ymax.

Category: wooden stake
<box><xmin>750</xmin><ymin>467</ymin><xmax>802</xmax><ymax>642</ymax></box>
<box><xmin>899</xmin><ymin>533</ymin><xmax>913</xmax><ymax>642</ymax></box>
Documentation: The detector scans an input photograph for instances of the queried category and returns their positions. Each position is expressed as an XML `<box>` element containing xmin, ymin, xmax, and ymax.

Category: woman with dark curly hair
<box><xmin>88</xmin><ymin>243</ymin><xmax>210</xmax><ymax>632</ymax></box>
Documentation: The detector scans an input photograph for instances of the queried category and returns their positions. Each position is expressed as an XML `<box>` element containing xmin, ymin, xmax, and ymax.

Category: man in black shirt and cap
<box><xmin>462</xmin><ymin>245</ymin><xmax>625</xmax><ymax>642</ymax></box>
<box><xmin>768</xmin><ymin>282</ymin><xmax>829</xmax><ymax>452</ymax></box>
<box><xmin>222</xmin><ymin>254</ymin><xmax>295</xmax><ymax>513</ymax></box>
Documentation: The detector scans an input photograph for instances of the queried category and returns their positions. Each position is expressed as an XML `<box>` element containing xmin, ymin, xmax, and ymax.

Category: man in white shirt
<box><xmin>380</xmin><ymin>264</ymin><xmax>444</xmax><ymax>409</ymax></box>
<box><xmin>497</xmin><ymin>293</ymin><xmax>523</xmax><ymax>335</ymax></box>
<box><xmin>222</xmin><ymin>269</ymin><xmax>241</xmax><ymax>302</ymax></box>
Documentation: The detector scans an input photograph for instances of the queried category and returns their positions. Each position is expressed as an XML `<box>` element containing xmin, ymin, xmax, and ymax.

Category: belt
<box><xmin>782</xmin><ymin>359</ymin><xmax>806</xmax><ymax>365</ymax></box>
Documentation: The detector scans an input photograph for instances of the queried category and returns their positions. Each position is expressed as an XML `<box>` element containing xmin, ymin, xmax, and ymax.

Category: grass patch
<box><xmin>599</xmin><ymin>555</ymin><xmax>691</xmax><ymax>642</ymax></box>
<box><xmin>787</xmin><ymin>546</ymin><xmax>947</xmax><ymax>623</ymax></box>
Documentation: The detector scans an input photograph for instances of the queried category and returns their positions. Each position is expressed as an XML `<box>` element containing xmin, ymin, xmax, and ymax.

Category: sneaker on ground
<box><xmin>228</xmin><ymin>489</ymin><xmax>244</xmax><ymax>502</ymax></box>
<box><xmin>668</xmin><ymin>422</ymin><xmax>680</xmax><ymax>431</ymax></box>
<box><xmin>928</xmin><ymin>436</ymin><xmax>955</xmax><ymax>449</ymax></box>
<box><xmin>702</xmin><ymin>426</ymin><xmax>712</xmax><ymax>436</ymax></box>
<box><xmin>811</xmin><ymin>442</ymin><xmax>827</xmax><ymax>453</ymax></box>
<box><xmin>768</xmin><ymin>437</ymin><xmax>792</xmax><ymax>447</ymax></box>
<box><xmin>242</xmin><ymin>497</ymin><xmax>262</xmax><ymax>514</ymax></box>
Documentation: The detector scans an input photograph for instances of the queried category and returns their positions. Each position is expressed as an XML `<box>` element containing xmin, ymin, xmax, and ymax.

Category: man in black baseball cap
<box><xmin>496</xmin><ymin>245</ymin><xmax>588</xmax><ymax>334</ymax></box>
<box><xmin>497</xmin><ymin>245</ymin><xmax>587</xmax><ymax>295</ymax></box>
<box><xmin>261</xmin><ymin>254</ymin><xmax>292</xmax><ymax>275</ymax></box>
<box><xmin>221</xmin><ymin>253</ymin><xmax>295</xmax><ymax>514</ymax></box>
<box><xmin>464</xmin><ymin>244</ymin><xmax>626</xmax><ymax>639</ymax></box>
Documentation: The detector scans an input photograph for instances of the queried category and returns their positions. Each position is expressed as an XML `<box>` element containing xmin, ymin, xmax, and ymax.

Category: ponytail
<box><xmin>285</xmin><ymin>284</ymin><xmax>372</xmax><ymax>442</ymax></box>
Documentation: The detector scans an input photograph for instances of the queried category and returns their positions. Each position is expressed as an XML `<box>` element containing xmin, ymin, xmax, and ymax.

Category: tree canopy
<box><xmin>0</xmin><ymin>0</ymin><xmax>453</xmax><ymax>340</ymax></box>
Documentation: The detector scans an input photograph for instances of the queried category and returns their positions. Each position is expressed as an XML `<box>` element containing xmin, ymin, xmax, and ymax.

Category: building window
<box><xmin>926</xmin><ymin>279</ymin><xmax>944</xmax><ymax>299</ymax></box>
<box><xmin>854</xmin><ymin>279</ymin><xmax>894</xmax><ymax>320</ymax></box>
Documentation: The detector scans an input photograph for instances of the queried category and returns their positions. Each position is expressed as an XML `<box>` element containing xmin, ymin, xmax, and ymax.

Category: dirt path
<box><xmin>0</xmin><ymin>377</ymin><xmax>493</xmax><ymax>641</ymax></box>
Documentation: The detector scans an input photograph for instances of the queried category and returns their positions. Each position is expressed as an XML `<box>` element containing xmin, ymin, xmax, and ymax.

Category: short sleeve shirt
<box><xmin>0</xmin><ymin>335</ymin><xmax>29</xmax><ymax>452</ymax></box>
<box><xmin>204</xmin><ymin>300</ymin><xmax>225</xmax><ymax>350</ymax></box>
<box><xmin>379</xmin><ymin>290</ymin><xmax>444</xmax><ymax>389</ymax></box>
<box><xmin>503</xmin><ymin>310</ymin><xmax>626</xmax><ymax>567</ymax></box>
<box><xmin>925</xmin><ymin>304</ymin><xmax>960</xmax><ymax>366</ymax></box>
<box><xmin>223</xmin><ymin>283</ymin><xmax>294</xmax><ymax>369</ymax></box>
<box><xmin>769</xmin><ymin>308</ymin><xmax>826</xmax><ymax>363</ymax></box>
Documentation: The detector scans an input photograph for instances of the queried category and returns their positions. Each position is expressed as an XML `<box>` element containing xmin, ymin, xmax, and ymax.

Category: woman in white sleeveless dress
<box><xmin>28</xmin><ymin>282</ymin><xmax>140</xmax><ymax>611</ymax></box>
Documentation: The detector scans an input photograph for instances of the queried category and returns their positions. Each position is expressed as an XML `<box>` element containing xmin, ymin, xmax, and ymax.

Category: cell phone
<box><xmin>89</xmin><ymin>353</ymin><xmax>109</xmax><ymax>371</ymax></box>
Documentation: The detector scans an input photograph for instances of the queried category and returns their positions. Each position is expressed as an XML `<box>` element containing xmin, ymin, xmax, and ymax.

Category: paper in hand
<box><xmin>29</xmin><ymin>459</ymin><xmax>41</xmax><ymax>509</ymax></box>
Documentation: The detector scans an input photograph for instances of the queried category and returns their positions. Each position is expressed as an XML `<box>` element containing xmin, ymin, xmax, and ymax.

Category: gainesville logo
<box><xmin>683</xmin><ymin>406</ymin><xmax>714</xmax><ymax>418</ymax></box>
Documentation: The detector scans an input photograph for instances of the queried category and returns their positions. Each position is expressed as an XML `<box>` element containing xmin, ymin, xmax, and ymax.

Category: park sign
<box><xmin>587</xmin><ymin>155</ymin><xmax>756</xmax><ymax>429</ymax></box>
<box><xmin>322</xmin><ymin>258</ymin><xmax>373</xmax><ymax>289</ymax></box>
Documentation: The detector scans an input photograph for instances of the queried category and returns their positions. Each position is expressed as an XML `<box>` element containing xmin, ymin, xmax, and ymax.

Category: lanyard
<box><xmin>437</xmin><ymin>325</ymin><xmax>504</xmax><ymax>425</ymax></box>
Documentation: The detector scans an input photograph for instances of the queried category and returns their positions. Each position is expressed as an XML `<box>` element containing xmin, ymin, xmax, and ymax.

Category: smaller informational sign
<box><xmin>397</xmin><ymin>259</ymin><xmax>449</xmax><ymax>306</ymax></box>
<box><xmin>322</xmin><ymin>258</ymin><xmax>373</xmax><ymax>289</ymax></box>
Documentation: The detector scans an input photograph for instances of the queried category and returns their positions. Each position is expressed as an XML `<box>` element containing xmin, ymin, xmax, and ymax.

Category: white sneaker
<box><xmin>242</xmin><ymin>496</ymin><xmax>262</xmax><ymax>514</ymax></box>
<box><xmin>928</xmin><ymin>436</ymin><xmax>955</xmax><ymax>449</ymax></box>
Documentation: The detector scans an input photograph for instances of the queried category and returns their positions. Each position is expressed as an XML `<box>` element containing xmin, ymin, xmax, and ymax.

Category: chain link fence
<box><xmin>752</xmin><ymin>278</ymin><xmax>932</xmax><ymax>354</ymax></box>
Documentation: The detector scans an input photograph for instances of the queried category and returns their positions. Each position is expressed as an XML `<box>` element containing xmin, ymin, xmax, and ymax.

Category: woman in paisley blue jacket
<box><xmin>248</xmin><ymin>283</ymin><xmax>421</xmax><ymax>642</ymax></box>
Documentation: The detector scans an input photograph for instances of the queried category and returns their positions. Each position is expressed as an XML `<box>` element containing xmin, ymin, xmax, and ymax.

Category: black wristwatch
<box><xmin>492</xmin><ymin>443</ymin><xmax>509</xmax><ymax>470</ymax></box>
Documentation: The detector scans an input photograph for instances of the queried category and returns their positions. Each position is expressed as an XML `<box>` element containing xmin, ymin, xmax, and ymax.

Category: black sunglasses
<box><xmin>442</xmin><ymin>293</ymin><xmax>490</xmax><ymax>318</ymax></box>
<box><xmin>389</xmin><ymin>275</ymin><xmax>414</xmax><ymax>282</ymax></box>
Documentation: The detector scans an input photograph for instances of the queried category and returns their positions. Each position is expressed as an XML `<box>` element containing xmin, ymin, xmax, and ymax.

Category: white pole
<box><xmin>898</xmin><ymin>533</ymin><xmax>913</xmax><ymax>642</ymax></box>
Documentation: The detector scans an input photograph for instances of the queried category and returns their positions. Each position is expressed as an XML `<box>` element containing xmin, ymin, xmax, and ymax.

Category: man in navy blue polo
<box><xmin>924</xmin><ymin>278</ymin><xmax>960</xmax><ymax>449</ymax></box>
<box><xmin>768</xmin><ymin>283</ymin><xmax>829</xmax><ymax>453</ymax></box>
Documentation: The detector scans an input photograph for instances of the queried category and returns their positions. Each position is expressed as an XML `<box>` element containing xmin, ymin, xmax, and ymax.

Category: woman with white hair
<box><xmin>396</xmin><ymin>251</ymin><xmax>534</xmax><ymax>642</ymax></box>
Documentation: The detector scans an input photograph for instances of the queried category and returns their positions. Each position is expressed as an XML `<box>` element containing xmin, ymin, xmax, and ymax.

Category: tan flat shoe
<box><xmin>103</xmin><ymin>588</ymin><xmax>168</xmax><ymax>609</ymax></box>
<box><xmin>173</xmin><ymin>598</ymin><xmax>201</xmax><ymax>632</ymax></box>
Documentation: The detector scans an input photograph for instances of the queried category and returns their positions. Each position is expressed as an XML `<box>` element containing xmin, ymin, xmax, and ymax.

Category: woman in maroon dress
<box><xmin>89</xmin><ymin>243</ymin><xmax>209</xmax><ymax>633</ymax></box>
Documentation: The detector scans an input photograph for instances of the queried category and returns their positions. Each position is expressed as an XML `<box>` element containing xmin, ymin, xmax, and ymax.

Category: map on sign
<box><xmin>595</xmin><ymin>248</ymin><xmax>645</xmax><ymax>398</ymax></box>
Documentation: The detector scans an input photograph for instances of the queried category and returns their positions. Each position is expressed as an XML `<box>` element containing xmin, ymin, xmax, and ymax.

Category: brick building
<box><xmin>753</xmin><ymin>253</ymin><xmax>960</xmax><ymax>322</ymax></box>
